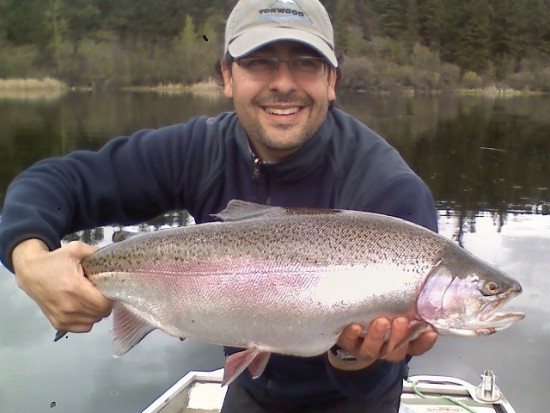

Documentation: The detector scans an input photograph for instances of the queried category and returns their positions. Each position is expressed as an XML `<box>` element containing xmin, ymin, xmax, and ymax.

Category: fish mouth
<box><xmin>475</xmin><ymin>291</ymin><xmax>525</xmax><ymax>334</ymax></box>
<box><xmin>479</xmin><ymin>311</ymin><xmax>525</xmax><ymax>331</ymax></box>
<box><xmin>451</xmin><ymin>289</ymin><xmax>525</xmax><ymax>335</ymax></box>
<box><xmin>437</xmin><ymin>310</ymin><xmax>525</xmax><ymax>336</ymax></box>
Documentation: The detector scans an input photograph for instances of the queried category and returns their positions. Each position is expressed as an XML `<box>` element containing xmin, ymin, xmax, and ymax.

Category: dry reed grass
<box><xmin>0</xmin><ymin>77</ymin><xmax>68</xmax><ymax>100</ymax></box>
<box><xmin>126</xmin><ymin>78</ymin><xmax>222</xmax><ymax>98</ymax></box>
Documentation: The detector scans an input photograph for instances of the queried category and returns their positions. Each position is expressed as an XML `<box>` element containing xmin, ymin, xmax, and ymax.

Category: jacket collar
<box><xmin>234</xmin><ymin>109</ymin><xmax>336</xmax><ymax>183</ymax></box>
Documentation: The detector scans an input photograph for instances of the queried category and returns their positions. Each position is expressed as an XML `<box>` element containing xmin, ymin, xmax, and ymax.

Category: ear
<box><xmin>327</xmin><ymin>67</ymin><xmax>336</xmax><ymax>102</ymax></box>
<box><xmin>221</xmin><ymin>60</ymin><xmax>233</xmax><ymax>98</ymax></box>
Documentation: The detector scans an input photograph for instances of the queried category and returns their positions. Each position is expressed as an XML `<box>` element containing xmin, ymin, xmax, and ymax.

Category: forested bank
<box><xmin>0</xmin><ymin>0</ymin><xmax>549</xmax><ymax>92</ymax></box>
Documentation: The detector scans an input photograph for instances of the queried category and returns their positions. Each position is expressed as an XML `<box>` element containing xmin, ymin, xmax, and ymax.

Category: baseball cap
<box><xmin>225</xmin><ymin>0</ymin><xmax>338</xmax><ymax>67</ymax></box>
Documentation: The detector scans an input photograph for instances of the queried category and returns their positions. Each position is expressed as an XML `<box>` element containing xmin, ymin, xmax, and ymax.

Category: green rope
<box><xmin>407</xmin><ymin>378</ymin><xmax>479</xmax><ymax>413</ymax></box>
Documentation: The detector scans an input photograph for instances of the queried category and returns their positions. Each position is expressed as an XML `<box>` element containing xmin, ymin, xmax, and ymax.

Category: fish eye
<box><xmin>482</xmin><ymin>281</ymin><xmax>501</xmax><ymax>295</ymax></box>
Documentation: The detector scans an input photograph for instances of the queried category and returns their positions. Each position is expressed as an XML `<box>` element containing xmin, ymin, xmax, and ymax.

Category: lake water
<box><xmin>0</xmin><ymin>92</ymin><xmax>548</xmax><ymax>413</ymax></box>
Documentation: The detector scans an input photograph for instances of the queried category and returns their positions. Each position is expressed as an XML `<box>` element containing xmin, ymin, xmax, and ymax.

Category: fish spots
<box><xmin>50</xmin><ymin>401</ymin><xmax>56</xmax><ymax>408</ymax></box>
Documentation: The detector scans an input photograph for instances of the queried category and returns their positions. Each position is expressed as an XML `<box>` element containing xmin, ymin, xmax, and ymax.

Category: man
<box><xmin>0</xmin><ymin>1</ymin><xmax>438</xmax><ymax>412</ymax></box>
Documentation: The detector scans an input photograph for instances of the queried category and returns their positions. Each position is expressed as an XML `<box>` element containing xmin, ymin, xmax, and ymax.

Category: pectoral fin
<box><xmin>112</xmin><ymin>303</ymin><xmax>156</xmax><ymax>356</ymax></box>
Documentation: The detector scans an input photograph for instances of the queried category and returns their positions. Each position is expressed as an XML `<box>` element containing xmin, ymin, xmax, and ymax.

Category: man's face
<box><xmin>221</xmin><ymin>41</ymin><xmax>337</xmax><ymax>162</ymax></box>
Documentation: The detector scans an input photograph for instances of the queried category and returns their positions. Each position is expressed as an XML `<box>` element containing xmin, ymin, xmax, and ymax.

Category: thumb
<box><xmin>65</xmin><ymin>241</ymin><xmax>98</xmax><ymax>261</ymax></box>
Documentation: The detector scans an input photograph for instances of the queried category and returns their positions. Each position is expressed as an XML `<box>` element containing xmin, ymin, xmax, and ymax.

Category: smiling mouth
<box><xmin>263</xmin><ymin>106</ymin><xmax>302</xmax><ymax>116</ymax></box>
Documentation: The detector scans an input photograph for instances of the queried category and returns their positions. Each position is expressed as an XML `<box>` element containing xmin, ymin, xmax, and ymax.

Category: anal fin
<box><xmin>223</xmin><ymin>348</ymin><xmax>271</xmax><ymax>386</ymax></box>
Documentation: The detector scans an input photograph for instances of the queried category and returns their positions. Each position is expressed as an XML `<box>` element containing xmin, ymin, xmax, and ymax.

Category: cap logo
<box><xmin>258</xmin><ymin>0</ymin><xmax>312</xmax><ymax>24</ymax></box>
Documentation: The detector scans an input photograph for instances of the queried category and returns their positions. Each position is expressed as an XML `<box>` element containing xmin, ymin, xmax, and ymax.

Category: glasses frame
<box><xmin>234</xmin><ymin>56</ymin><xmax>328</xmax><ymax>80</ymax></box>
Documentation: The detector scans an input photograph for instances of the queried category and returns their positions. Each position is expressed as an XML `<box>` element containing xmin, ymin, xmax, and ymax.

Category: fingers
<box><xmin>331</xmin><ymin>320</ymin><xmax>390</xmax><ymax>371</ymax></box>
<box><xmin>336</xmin><ymin>324</ymin><xmax>363</xmax><ymax>351</ymax></box>
<box><xmin>65</xmin><ymin>240</ymin><xmax>98</xmax><ymax>262</ymax></box>
<box><xmin>355</xmin><ymin>319</ymin><xmax>390</xmax><ymax>364</ymax></box>
<box><xmin>46</xmin><ymin>286</ymin><xmax>111</xmax><ymax>331</ymax></box>
<box><xmin>407</xmin><ymin>331</ymin><xmax>438</xmax><ymax>356</ymax></box>
<box><xmin>12</xmin><ymin>240</ymin><xmax>112</xmax><ymax>334</ymax></box>
<box><xmin>79</xmin><ymin>278</ymin><xmax>113</xmax><ymax>318</ymax></box>
<box><xmin>382</xmin><ymin>317</ymin><xmax>412</xmax><ymax>362</ymax></box>
<box><xmin>332</xmin><ymin>317</ymin><xmax>438</xmax><ymax>371</ymax></box>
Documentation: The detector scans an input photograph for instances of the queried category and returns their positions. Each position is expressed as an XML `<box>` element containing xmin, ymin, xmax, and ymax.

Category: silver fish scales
<box><xmin>65</xmin><ymin>200</ymin><xmax>525</xmax><ymax>385</ymax></box>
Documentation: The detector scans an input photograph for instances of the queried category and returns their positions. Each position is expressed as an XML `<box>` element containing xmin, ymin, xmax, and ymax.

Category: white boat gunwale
<box><xmin>142</xmin><ymin>368</ymin><xmax>517</xmax><ymax>413</ymax></box>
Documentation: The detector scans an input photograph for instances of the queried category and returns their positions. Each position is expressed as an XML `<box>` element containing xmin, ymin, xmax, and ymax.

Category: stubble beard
<box><xmin>256</xmin><ymin>121</ymin><xmax>313</xmax><ymax>153</ymax></box>
<box><xmin>252</xmin><ymin>94</ymin><xmax>319</xmax><ymax>153</ymax></box>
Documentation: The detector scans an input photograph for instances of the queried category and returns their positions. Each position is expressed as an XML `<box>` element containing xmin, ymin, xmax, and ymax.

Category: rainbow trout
<box><xmin>59</xmin><ymin>200</ymin><xmax>524</xmax><ymax>385</ymax></box>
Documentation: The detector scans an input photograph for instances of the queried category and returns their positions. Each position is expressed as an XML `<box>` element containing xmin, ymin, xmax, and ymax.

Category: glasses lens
<box><xmin>236</xmin><ymin>58</ymin><xmax>277</xmax><ymax>79</ymax></box>
<box><xmin>236</xmin><ymin>57</ymin><xmax>326</xmax><ymax>79</ymax></box>
<box><xmin>290</xmin><ymin>57</ymin><xmax>326</xmax><ymax>76</ymax></box>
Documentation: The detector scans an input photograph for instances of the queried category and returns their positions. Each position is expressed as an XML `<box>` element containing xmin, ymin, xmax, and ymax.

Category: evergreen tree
<box><xmin>524</xmin><ymin>0</ymin><xmax>550</xmax><ymax>58</ymax></box>
<box><xmin>404</xmin><ymin>0</ymin><xmax>419</xmax><ymax>49</ymax></box>
<box><xmin>45</xmin><ymin>0</ymin><xmax>65</xmax><ymax>70</ymax></box>
<box><xmin>417</xmin><ymin>0</ymin><xmax>444</xmax><ymax>49</ymax></box>
<box><xmin>372</xmin><ymin>0</ymin><xmax>407</xmax><ymax>39</ymax></box>
<box><xmin>442</xmin><ymin>0</ymin><xmax>491</xmax><ymax>73</ymax></box>
<box><xmin>4</xmin><ymin>0</ymin><xmax>51</xmax><ymax>46</ymax></box>
<box><xmin>333</xmin><ymin>0</ymin><xmax>352</xmax><ymax>53</ymax></box>
<box><xmin>0</xmin><ymin>0</ymin><xmax>9</xmax><ymax>43</ymax></box>
<box><xmin>61</xmin><ymin>0</ymin><xmax>101</xmax><ymax>56</ymax></box>
<box><xmin>108</xmin><ymin>0</ymin><xmax>187</xmax><ymax>49</ymax></box>
<box><xmin>174</xmin><ymin>14</ymin><xmax>202</xmax><ymax>83</ymax></box>
<box><xmin>353</xmin><ymin>0</ymin><xmax>376</xmax><ymax>41</ymax></box>
<box><xmin>0</xmin><ymin>0</ymin><xmax>548</xmax><ymax>88</ymax></box>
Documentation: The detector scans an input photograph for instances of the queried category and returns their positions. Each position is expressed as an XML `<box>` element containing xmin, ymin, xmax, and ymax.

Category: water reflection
<box><xmin>2</xmin><ymin>93</ymin><xmax>548</xmax><ymax>228</ymax></box>
<box><xmin>63</xmin><ymin>210</ymin><xmax>193</xmax><ymax>246</ymax></box>
<box><xmin>0</xmin><ymin>92</ymin><xmax>233</xmax><ymax>205</ymax></box>
<box><xmin>338</xmin><ymin>93</ymin><xmax>550</xmax><ymax>220</ymax></box>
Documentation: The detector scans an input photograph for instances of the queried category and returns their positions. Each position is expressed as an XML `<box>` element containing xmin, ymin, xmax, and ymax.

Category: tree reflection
<box><xmin>2</xmin><ymin>94</ymin><xmax>549</xmax><ymax>244</ymax></box>
<box><xmin>62</xmin><ymin>210</ymin><xmax>192</xmax><ymax>245</ymax></box>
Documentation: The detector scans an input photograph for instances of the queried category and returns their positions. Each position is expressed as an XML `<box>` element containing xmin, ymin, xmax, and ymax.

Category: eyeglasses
<box><xmin>235</xmin><ymin>56</ymin><xmax>328</xmax><ymax>80</ymax></box>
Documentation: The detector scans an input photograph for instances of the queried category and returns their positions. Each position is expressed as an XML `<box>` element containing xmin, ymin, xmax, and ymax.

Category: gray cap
<box><xmin>225</xmin><ymin>0</ymin><xmax>338</xmax><ymax>67</ymax></box>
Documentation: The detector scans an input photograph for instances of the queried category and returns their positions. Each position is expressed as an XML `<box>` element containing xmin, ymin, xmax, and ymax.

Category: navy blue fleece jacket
<box><xmin>0</xmin><ymin>107</ymin><xmax>437</xmax><ymax>405</ymax></box>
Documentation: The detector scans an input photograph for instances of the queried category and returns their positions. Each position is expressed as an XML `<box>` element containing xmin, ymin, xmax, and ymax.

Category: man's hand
<box><xmin>12</xmin><ymin>239</ymin><xmax>112</xmax><ymax>334</ymax></box>
<box><xmin>327</xmin><ymin>317</ymin><xmax>438</xmax><ymax>371</ymax></box>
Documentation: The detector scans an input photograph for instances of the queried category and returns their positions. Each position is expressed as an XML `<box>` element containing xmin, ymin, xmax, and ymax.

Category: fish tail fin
<box><xmin>222</xmin><ymin>348</ymin><xmax>271</xmax><ymax>386</ymax></box>
<box><xmin>112</xmin><ymin>303</ymin><xmax>156</xmax><ymax>356</ymax></box>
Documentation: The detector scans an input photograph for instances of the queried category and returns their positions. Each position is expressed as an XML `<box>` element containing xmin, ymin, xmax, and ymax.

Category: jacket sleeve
<box><xmin>325</xmin><ymin>173</ymin><xmax>438</xmax><ymax>402</ymax></box>
<box><xmin>0</xmin><ymin>119</ymin><xmax>208</xmax><ymax>272</ymax></box>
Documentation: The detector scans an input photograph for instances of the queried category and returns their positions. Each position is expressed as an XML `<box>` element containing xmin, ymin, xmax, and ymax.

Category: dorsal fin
<box><xmin>212</xmin><ymin>200</ymin><xmax>287</xmax><ymax>222</ymax></box>
<box><xmin>212</xmin><ymin>199</ymin><xmax>342</xmax><ymax>223</ymax></box>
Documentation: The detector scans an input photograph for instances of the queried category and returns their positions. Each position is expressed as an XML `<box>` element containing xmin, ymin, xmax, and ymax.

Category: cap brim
<box><xmin>227</xmin><ymin>27</ymin><xmax>338</xmax><ymax>67</ymax></box>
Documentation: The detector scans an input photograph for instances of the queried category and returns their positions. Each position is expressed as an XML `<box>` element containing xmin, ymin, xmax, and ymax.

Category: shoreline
<box><xmin>0</xmin><ymin>77</ymin><xmax>545</xmax><ymax>99</ymax></box>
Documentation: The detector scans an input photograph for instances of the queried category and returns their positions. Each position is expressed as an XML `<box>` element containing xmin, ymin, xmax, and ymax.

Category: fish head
<box><xmin>416</xmin><ymin>247</ymin><xmax>525</xmax><ymax>336</ymax></box>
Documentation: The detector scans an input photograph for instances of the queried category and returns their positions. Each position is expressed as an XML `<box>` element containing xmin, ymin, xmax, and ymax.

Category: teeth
<box><xmin>264</xmin><ymin>107</ymin><xmax>300</xmax><ymax>115</ymax></box>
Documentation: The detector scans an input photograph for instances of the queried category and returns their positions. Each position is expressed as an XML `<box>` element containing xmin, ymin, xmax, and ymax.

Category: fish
<box><xmin>58</xmin><ymin>200</ymin><xmax>524</xmax><ymax>385</ymax></box>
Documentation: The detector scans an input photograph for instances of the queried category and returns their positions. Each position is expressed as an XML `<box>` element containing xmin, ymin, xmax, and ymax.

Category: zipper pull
<box><xmin>252</xmin><ymin>157</ymin><xmax>262</xmax><ymax>181</ymax></box>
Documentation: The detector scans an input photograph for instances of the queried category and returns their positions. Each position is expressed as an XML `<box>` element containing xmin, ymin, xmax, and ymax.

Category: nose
<box><xmin>267</xmin><ymin>61</ymin><xmax>298</xmax><ymax>94</ymax></box>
